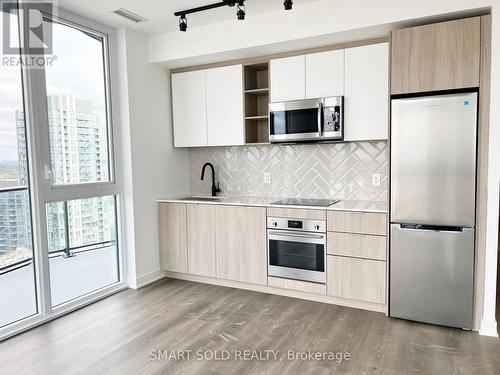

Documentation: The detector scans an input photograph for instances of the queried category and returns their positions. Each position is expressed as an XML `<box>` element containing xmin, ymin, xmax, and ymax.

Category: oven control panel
<box><xmin>267</xmin><ymin>217</ymin><xmax>326</xmax><ymax>233</ymax></box>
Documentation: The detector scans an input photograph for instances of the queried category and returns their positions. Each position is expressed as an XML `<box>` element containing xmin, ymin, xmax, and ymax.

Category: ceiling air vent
<box><xmin>113</xmin><ymin>8</ymin><xmax>148</xmax><ymax>23</ymax></box>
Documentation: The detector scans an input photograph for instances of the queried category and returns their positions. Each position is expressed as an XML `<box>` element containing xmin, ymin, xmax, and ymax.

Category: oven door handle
<box><xmin>268</xmin><ymin>231</ymin><xmax>325</xmax><ymax>244</ymax></box>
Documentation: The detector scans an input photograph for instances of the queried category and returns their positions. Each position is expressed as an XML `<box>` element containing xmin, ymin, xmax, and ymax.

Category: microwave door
<box><xmin>269</xmin><ymin>99</ymin><xmax>322</xmax><ymax>142</ymax></box>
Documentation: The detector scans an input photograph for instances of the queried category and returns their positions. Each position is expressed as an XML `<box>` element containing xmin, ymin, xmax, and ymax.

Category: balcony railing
<box><xmin>0</xmin><ymin>187</ymin><xmax>116</xmax><ymax>275</ymax></box>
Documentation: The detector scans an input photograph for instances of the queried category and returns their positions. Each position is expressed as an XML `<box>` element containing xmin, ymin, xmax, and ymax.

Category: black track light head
<box><xmin>175</xmin><ymin>0</ymin><xmax>248</xmax><ymax>31</ymax></box>
<box><xmin>283</xmin><ymin>0</ymin><xmax>293</xmax><ymax>10</ymax></box>
<box><xmin>236</xmin><ymin>3</ymin><xmax>245</xmax><ymax>20</ymax></box>
<box><xmin>179</xmin><ymin>15</ymin><xmax>187</xmax><ymax>31</ymax></box>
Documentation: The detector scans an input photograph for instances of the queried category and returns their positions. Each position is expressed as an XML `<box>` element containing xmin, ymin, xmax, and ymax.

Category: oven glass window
<box><xmin>270</xmin><ymin>108</ymin><xmax>319</xmax><ymax>136</ymax></box>
<box><xmin>269</xmin><ymin>239</ymin><xmax>324</xmax><ymax>272</ymax></box>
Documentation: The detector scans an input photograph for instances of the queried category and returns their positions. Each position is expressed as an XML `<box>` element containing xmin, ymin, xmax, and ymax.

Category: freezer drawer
<box><xmin>390</xmin><ymin>224</ymin><xmax>474</xmax><ymax>329</ymax></box>
<box><xmin>391</xmin><ymin>93</ymin><xmax>477</xmax><ymax>226</ymax></box>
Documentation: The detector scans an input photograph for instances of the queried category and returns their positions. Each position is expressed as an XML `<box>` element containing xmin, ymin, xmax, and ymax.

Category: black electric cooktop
<box><xmin>270</xmin><ymin>198</ymin><xmax>340</xmax><ymax>207</ymax></box>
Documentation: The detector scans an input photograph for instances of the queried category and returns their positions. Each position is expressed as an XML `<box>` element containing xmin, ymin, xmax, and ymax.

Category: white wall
<box><xmin>148</xmin><ymin>0</ymin><xmax>500</xmax><ymax>336</ymax></box>
<box><xmin>149</xmin><ymin>0</ymin><xmax>493</xmax><ymax>67</ymax></box>
<box><xmin>118</xmin><ymin>29</ymin><xmax>189</xmax><ymax>289</ymax></box>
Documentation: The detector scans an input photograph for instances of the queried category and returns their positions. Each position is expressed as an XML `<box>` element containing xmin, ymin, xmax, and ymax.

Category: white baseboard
<box><xmin>129</xmin><ymin>269</ymin><xmax>165</xmax><ymax>289</ymax></box>
<box><xmin>479</xmin><ymin>318</ymin><xmax>499</xmax><ymax>337</ymax></box>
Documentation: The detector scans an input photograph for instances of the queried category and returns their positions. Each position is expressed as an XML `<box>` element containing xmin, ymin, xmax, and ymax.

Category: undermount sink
<box><xmin>177</xmin><ymin>196</ymin><xmax>227</xmax><ymax>202</ymax></box>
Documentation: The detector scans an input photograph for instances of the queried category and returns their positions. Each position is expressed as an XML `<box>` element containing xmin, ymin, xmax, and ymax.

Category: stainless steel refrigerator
<box><xmin>390</xmin><ymin>92</ymin><xmax>477</xmax><ymax>329</ymax></box>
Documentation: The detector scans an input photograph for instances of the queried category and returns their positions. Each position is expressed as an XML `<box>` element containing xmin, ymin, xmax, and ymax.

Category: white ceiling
<box><xmin>57</xmin><ymin>0</ymin><xmax>318</xmax><ymax>35</ymax></box>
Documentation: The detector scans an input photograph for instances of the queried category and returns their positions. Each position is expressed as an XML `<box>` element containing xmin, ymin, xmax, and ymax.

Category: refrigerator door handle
<box><xmin>398</xmin><ymin>223</ymin><xmax>465</xmax><ymax>233</ymax></box>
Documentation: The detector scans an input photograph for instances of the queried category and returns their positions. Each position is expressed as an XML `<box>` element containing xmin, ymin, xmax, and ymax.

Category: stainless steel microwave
<box><xmin>269</xmin><ymin>96</ymin><xmax>343</xmax><ymax>143</ymax></box>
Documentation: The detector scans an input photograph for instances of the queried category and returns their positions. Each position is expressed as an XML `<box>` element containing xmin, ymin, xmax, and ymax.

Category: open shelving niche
<box><xmin>244</xmin><ymin>62</ymin><xmax>270</xmax><ymax>145</ymax></box>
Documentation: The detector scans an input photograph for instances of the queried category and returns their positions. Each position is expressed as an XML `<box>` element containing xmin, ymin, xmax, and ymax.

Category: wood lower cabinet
<box><xmin>327</xmin><ymin>255</ymin><xmax>386</xmax><ymax>304</ymax></box>
<box><xmin>187</xmin><ymin>204</ymin><xmax>217</xmax><ymax>277</ymax></box>
<box><xmin>391</xmin><ymin>17</ymin><xmax>480</xmax><ymax>94</ymax></box>
<box><xmin>215</xmin><ymin>205</ymin><xmax>267</xmax><ymax>285</ymax></box>
<box><xmin>158</xmin><ymin>203</ymin><xmax>188</xmax><ymax>273</ymax></box>
<box><xmin>268</xmin><ymin>276</ymin><xmax>326</xmax><ymax>295</ymax></box>
<box><xmin>328</xmin><ymin>232</ymin><xmax>386</xmax><ymax>261</ymax></box>
<box><xmin>327</xmin><ymin>211</ymin><xmax>386</xmax><ymax>236</ymax></box>
<box><xmin>267</xmin><ymin>207</ymin><xmax>326</xmax><ymax>220</ymax></box>
<box><xmin>158</xmin><ymin>202</ymin><xmax>388</xmax><ymax>311</ymax></box>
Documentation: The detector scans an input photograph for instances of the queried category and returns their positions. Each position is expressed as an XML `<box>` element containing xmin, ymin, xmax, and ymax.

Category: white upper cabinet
<box><xmin>172</xmin><ymin>65</ymin><xmax>244</xmax><ymax>147</ymax></box>
<box><xmin>206</xmin><ymin>65</ymin><xmax>244</xmax><ymax>146</ymax></box>
<box><xmin>270</xmin><ymin>55</ymin><xmax>305</xmax><ymax>102</ymax></box>
<box><xmin>306</xmin><ymin>49</ymin><xmax>344</xmax><ymax>98</ymax></box>
<box><xmin>172</xmin><ymin>43</ymin><xmax>390</xmax><ymax>146</ymax></box>
<box><xmin>171</xmin><ymin>70</ymin><xmax>207</xmax><ymax>147</ymax></box>
<box><xmin>271</xmin><ymin>51</ymin><xmax>343</xmax><ymax>102</ymax></box>
<box><xmin>344</xmin><ymin>43</ymin><xmax>389</xmax><ymax>141</ymax></box>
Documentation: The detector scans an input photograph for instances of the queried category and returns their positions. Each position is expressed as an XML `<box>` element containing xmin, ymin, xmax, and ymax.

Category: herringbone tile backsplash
<box><xmin>189</xmin><ymin>142</ymin><xmax>388</xmax><ymax>201</ymax></box>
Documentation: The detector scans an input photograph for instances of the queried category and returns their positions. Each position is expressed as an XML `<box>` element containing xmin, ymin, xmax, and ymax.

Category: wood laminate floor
<box><xmin>1</xmin><ymin>278</ymin><xmax>499</xmax><ymax>375</ymax></box>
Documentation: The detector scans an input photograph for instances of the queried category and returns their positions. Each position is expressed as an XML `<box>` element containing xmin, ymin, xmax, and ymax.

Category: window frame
<box><xmin>0</xmin><ymin>7</ymin><xmax>127</xmax><ymax>341</ymax></box>
<box><xmin>38</xmin><ymin>11</ymin><xmax>121</xmax><ymax>201</ymax></box>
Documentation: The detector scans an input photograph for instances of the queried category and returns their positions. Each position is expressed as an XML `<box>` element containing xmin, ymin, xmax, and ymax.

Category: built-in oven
<box><xmin>267</xmin><ymin>217</ymin><xmax>326</xmax><ymax>284</ymax></box>
<box><xmin>269</xmin><ymin>96</ymin><xmax>343</xmax><ymax>143</ymax></box>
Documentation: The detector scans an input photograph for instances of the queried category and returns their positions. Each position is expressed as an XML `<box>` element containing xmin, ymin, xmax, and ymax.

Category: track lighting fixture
<box><xmin>175</xmin><ymin>1</ymin><xmax>293</xmax><ymax>31</ymax></box>
<box><xmin>179</xmin><ymin>15</ymin><xmax>187</xmax><ymax>32</ymax></box>
<box><xmin>236</xmin><ymin>2</ymin><xmax>245</xmax><ymax>20</ymax></box>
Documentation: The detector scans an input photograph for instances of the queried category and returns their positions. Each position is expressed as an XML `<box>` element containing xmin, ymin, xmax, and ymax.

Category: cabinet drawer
<box><xmin>327</xmin><ymin>211</ymin><xmax>386</xmax><ymax>235</ymax></box>
<box><xmin>268</xmin><ymin>277</ymin><xmax>326</xmax><ymax>295</ymax></box>
<box><xmin>327</xmin><ymin>232</ymin><xmax>386</xmax><ymax>260</ymax></box>
<box><xmin>267</xmin><ymin>207</ymin><xmax>326</xmax><ymax>220</ymax></box>
<box><xmin>327</xmin><ymin>256</ymin><xmax>386</xmax><ymax>304</ymax></box>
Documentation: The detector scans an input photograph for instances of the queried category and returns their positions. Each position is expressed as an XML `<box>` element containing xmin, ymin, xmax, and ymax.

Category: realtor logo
<box><xmin>2</xmin><ymin>1</ymin><xmax>53</xmax><ymax>55</ymax></box>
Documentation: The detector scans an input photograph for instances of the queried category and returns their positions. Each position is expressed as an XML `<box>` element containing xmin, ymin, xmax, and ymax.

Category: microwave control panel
<box><xmin>323</xmin><ymin>106</ymin><xmax>341</xmax><ymax>133</ymax></box>
<box><xmin>322</xmin><ymin>96</ymin><xmax>343</xmax><ymax>139</ymax></box>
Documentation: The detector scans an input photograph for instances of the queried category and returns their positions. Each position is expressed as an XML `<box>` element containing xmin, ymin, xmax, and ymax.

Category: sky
<box><xmin>0</xmin><ymin>13</ymin><xmax>23</xmax><ymax>160</ymax></box>
<box><xmin>0</xmin><ymin>13</ymin><xmax>107</xmax><ymax>161</ymax></box>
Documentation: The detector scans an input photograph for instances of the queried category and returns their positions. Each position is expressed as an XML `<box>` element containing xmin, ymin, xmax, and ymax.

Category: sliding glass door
<box><xmin>0</xmin><ymin>5</ymin><xmax>124</xmax><ymax>338</ymax></box>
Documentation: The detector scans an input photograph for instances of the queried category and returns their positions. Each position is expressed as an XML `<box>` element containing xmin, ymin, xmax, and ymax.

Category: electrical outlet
<box><xmin>263</xmin><ymin>173</ymin><xmax>271</xmax><ymax>184</ymax></box>
<box><xmin>372</xmin><ymin>173</ymin><xmax>381</xmax><ymax>186</ymax></box>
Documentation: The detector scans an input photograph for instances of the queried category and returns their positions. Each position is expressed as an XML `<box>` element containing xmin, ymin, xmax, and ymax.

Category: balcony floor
<box><xmin>0</xmin><ymin>247</ymin><xmax>118</xmax><ymax>327</ymax></box>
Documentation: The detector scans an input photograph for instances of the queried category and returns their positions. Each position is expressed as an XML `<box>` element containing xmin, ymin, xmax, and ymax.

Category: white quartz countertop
<box><xmin>157</xmin><ymin>195</ymin><xmax>387</xmax><ymax>213</ymax></box>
